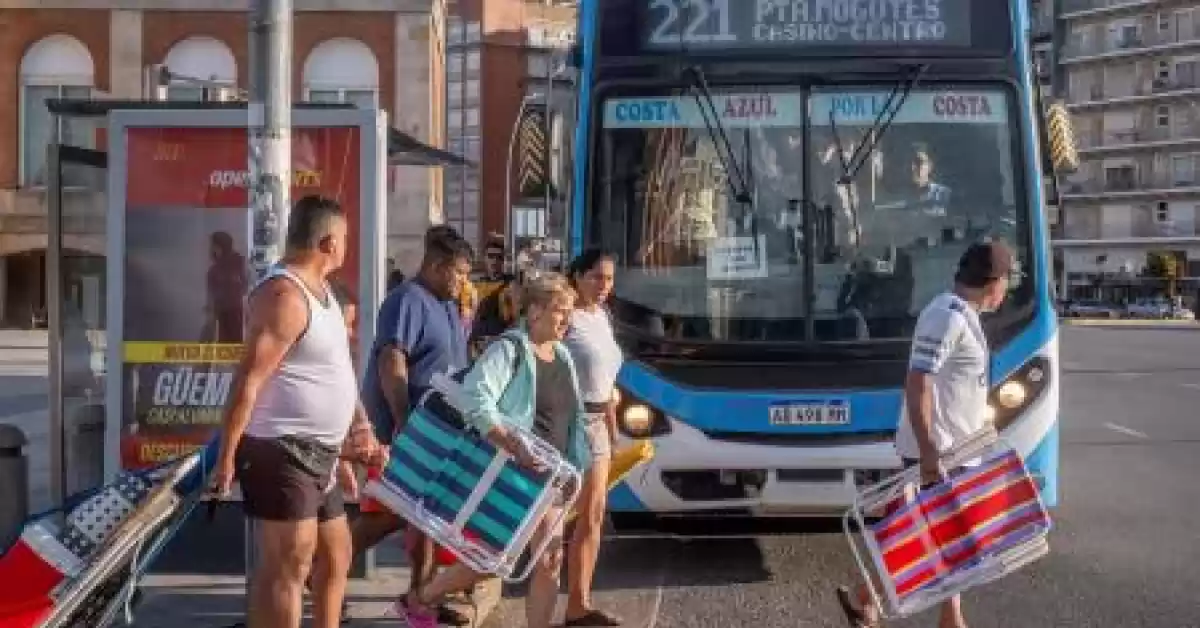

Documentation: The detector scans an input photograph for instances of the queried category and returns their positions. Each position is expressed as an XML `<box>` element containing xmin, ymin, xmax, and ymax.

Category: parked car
<box><xmin>1170</xmin><ymin>304</ymin><xmax>1196</xmax><ymax>320</ymax></box>
<box><xmin>1125</xmin><ymin>299</ymin><xmax>1172</xmax><ymax>319</ymax></box>
<box><xmin>1065</xmin><ymin>300</ymin><xmax>1120</xmax><ymax>318</ymax></box>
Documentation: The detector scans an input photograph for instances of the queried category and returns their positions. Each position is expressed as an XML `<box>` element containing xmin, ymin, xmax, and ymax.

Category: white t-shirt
<box><xmin>894</xmin><ymin>292</ymin><xmax>989</xmax><ymax>460</ymax></box>
<box><xmin>563</xmin><ymin>306</ymin><xmax>624</xmax><ymax>404</ymax></box>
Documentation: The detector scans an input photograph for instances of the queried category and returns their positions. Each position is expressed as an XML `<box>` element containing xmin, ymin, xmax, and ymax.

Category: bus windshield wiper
<box><xmin>829</xmin><ymin>63</ymin><xmax>928</xmax><ymax>185</ymax></box>
<box><xmin>684</xmin><ymin>66</ymin><xmax>753</xmax><ymax>211</ymax></box>
<box><xmin>826</xmin><ymin>64</ymin><xmax>928</xmax><ymax>245</ymax></box>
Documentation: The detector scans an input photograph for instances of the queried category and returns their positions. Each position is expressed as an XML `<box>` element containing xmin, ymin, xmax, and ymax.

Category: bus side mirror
<box><xmin>1045</xmin><ymin>101</ymin><xmax>1079</xmax><ymax>175</ymax></box>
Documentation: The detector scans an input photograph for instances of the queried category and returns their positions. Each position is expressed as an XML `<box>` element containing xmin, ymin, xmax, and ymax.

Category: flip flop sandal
<box><xmin>564</xmin><ymin>609</ymin><xmax>623</xmax><ymax>626</ymax></box>
<box><xmin>437</xmin><ymin>602</ymin><xmax>472</xmax><ymax>626</ymax></box>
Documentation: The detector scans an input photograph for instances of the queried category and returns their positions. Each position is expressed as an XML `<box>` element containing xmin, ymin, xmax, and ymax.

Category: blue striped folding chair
<box><xmin>365</xmin><ymin>377</ymin><xmax>581</xmax><ymax>582</ymax></box>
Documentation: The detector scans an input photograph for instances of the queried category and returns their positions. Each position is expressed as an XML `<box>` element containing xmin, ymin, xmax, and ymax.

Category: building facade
<box><xmin>0</xmin><ymin>0</ymin><xmax>446</xmax><ymax>329</ymax></box>
<box><xmin>443</xmin><ymin>0</ymin><xmax>576</xmax><ymax>259</ymax></box>
<box><xmin>1056</xmin><ymin>0</ymin><xmax>1200</xmax><ymax>299</ymax></box>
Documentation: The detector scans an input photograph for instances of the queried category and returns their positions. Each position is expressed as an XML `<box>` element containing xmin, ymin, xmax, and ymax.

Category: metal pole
<box><xmin>46</xmin><ymin>142</ymin><xmax>66</xmax><ymax>511</ymax></box>
<box><xmin>459</xmin><ymin>40</ymin><xmax>468</xmax><ymax>237</ymax></box>
<box><xmin>245</xmin><ymin>0</ymin><xmax>292</xmax><ymax>596</ymax></box>
<box><xmin>544</xmin><ymin>49</ymin><xmax>554</xmax><ymax>246</ymax></box>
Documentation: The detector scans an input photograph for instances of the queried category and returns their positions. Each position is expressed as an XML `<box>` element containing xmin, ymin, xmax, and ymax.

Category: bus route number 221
<box><xmin>648</xmin><ymin>0</ymin><xmax>737</xmax><ymax>46</ymax></box>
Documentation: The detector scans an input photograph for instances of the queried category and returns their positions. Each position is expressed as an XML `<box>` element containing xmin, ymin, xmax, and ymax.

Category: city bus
<box><xmin>569</xmin><ymin>0</ymin><xmax>1073</xmax><ymax>519</ymax></box>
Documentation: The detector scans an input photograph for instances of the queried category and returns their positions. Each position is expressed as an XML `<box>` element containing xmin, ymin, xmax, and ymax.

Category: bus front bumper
<box><xmin>616</xmin><ymin>418</ymin><xmax>903</xmax><ymax>516</ymax></box>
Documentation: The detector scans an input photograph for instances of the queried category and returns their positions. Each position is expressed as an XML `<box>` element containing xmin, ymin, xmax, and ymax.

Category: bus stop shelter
<box><xmin>39</xmin><ymin>99</ymin><xmax>469</xmax><ymax>578</ymax></box>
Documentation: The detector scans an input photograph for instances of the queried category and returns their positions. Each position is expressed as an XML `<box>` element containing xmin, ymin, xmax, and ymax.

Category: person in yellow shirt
<box><xmin>469</xmin><ymin>235</ymin><xmax>519</xmax><ymax>355</ymax></box>
<box><xmin>456</xmin><ymin>274</ymin><xmax>478</xmax><ymax>332</ymax></box>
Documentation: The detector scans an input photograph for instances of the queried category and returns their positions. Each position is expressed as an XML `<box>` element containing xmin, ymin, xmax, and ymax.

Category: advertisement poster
<box><xmin>119</xmin><ymin>125</ymin><xmax>362</xmax><ymax>470</ymax></box>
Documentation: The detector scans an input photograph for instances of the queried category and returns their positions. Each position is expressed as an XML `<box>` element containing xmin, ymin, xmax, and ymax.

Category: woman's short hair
<box><xmin>517</xmin><ymin>272</ymin><xmax>576</xmax><ymax>314</ymax></box>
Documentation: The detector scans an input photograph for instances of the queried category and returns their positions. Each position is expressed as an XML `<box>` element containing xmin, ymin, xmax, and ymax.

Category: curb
<box><xmin>1062</xmin><ymin>318</ymin><xmax>1198</xmax><ymax>327</ymax></box>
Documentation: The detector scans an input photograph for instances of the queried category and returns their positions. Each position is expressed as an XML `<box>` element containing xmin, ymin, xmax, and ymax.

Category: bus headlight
<box><xmin>988</xmin><ymin>356</ymin><xmax>1051</xmax><ymax>431</ymax></box>
<box><xmin>613</xmin><ymin>388</ymin><xmax>671</xmax><ymax>438</ymax></box>
<box><xmin>622</xmin><ymin>404</ymin><xmax>654</xmax><ymax>437</ymax></box>
<box><xmin>995</xmin><ymin>381</ymin><xmax>1027</xmax><ymax>409</ymax></box>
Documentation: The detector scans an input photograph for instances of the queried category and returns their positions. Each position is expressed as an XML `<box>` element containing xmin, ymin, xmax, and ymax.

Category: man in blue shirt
<box><xmin>353</xmin><ymin>226</ymin><xmax>473</xmax><ymax>625</ymax></box>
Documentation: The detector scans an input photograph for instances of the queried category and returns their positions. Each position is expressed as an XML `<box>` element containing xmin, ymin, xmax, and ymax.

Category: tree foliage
<box><xmin>1144</xmin><ymin>251</ymin><xmax>1180</xmax><ymax>297</ymax></box>
<box><xmin>1144</xmin><ymin>251</ymin><xmax>1178</xmax><ymax>279</ymax></box>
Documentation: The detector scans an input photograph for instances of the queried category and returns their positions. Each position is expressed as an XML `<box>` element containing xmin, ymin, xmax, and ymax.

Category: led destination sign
<box><xmin>638</xmin><ymin>0</ymin><xmax>982</xmax><ymax>52</ymax></box>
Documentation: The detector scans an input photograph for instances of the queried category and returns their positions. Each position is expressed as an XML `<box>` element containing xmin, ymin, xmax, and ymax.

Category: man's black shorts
<box><xmin>235</xmin><ymin>435</ymin><xmax>345</xmax><ymax>522</ymax></box>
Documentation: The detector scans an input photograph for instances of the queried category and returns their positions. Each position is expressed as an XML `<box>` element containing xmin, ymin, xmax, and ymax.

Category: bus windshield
<box><xmin>592</xmin><ymin>84</ymin><xmax>1029</xmax><ymax>344</ymax></box>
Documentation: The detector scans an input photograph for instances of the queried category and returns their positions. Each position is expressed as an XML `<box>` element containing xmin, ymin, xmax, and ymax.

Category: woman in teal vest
<box><xmin>397</xmin><ymin>272</ymin><xmax>592</xmax><ymax>628</ymax></box>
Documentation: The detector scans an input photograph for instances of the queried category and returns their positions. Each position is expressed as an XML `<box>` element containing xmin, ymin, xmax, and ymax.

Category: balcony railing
<box><xmin>1062</xmin><ymin>169</ymin><xmax>1200</xmax><ymax>194</ymax></box>
<box><xmin>1061</xmin><ymin>0</ymin><xmax>1157</xmax><ymax>16</ymax></box>
<box><xmin>1152</xmin><ymin>76</ymin><xmax>1200</xmax><ymax>93</ymax></box>
<box><xmin>1078</xmin><ymin>124</ymin><xmax>1200</xmax><ymax>149</ymax></box>
<box><xmin>1069</xmin><ymin>77</ymin><xmax>1200</xmax><ymax>104</ymax></box>
<box><xmin>1032</xmin><ymin>11</ymin><xmax>1054</xmax><ymax>39</ymax></box>
<box><xmin>1063</xmin><ymin>31</ymin><xmax>1200</xmax><ymax>60</ymax></box>
<box><xmin>1060</xmin><ymin>221</ymin><xmax>1200</xmax><ymax>240</ymax></box>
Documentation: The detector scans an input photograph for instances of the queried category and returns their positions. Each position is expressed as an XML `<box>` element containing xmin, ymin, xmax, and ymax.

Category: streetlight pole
<box><xmin>245</xmin><ymin>0</ymin><xmax>291</xmax><ymax>594</ymax></box>
<box><xmin>249</xmin><ymin>0</ymin><xmax>292</xmax><ymax>278</ymax></box>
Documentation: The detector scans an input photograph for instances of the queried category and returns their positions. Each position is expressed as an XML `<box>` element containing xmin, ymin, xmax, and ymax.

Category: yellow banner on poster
<box><xmin>123</xmin><ymin>341</ymin><xmax>244</xmax><ymax>364</ymax></box>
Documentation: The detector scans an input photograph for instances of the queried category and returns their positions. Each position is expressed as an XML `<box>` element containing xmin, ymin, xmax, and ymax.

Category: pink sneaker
<box><xmin>390</xmin><ymin>596</ymin><xmax>438</xmax><ymax>628</ymax></box>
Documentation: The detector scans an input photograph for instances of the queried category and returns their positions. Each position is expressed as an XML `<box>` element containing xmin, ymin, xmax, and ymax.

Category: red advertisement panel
<box><xmin>119</xmin><ymin>126</ymin><xmax>363</xmax><ymax>470</ymax></box>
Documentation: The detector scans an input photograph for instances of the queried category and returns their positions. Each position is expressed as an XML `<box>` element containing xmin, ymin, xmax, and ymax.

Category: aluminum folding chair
<box><xmin>842</xmin><ymin>426</ymin><xmax>1052</xmax><ymax>620</ymax></box>
<box><xmin>365</xmin><ymin>373</ymin><xmax>581</xmax><ymax>582</ymax></box>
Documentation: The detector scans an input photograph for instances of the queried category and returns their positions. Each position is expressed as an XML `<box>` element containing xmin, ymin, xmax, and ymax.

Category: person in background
<box><xmin>355</xmin><ymin>226</ymin><xmax>475</xmax><ymax>626</ymax></box>
<box><xmin>328</xmin><ymin>280</ymin><xmax>364</xmax><ymax>499</ymax></box>
<box><xmin>835</xmin><ymin>241</ymin><xmax>1016</xmax><ymax>628</ymax></box>
<box><xmin>457</xmin><ymin>274</ymin><xmax>479</xmax><ymax>334</ymax></box>
<box><xmin>396</xmin><ymin>273</ymin><xmax>594</xmax><ymax>628</ymax></box>
<box><xmin>562</xmin><ymin>250</ymin><xmax>623</xmax><ymax>627</ymax></box>
<box><xmin>210</xmin><ymin>196</ymin><xmax>381</xmax><ymax>628</ymax></box>
<box><xmin>387</xmin><ymin>269</ymin><xmax>407</xmax><ymax>293</ymax></box>
<box><xmin>330</xmin><ymin>280</ymin><xmax>359</xmax><ymax>348</ymax></box>
<box><xmin>470</xmin><ymin>234</ymin><xmax>518</xmax><ymax>354</ymax></box>
<box><xmin>308</xmin><ymin>279</ymin><xmax>378</xmax><ymax>621</ymax></box>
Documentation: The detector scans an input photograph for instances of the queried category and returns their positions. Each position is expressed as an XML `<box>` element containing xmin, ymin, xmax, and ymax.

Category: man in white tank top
<box><xmin>210</xmin><ymin>196</ymin><xmax>381</xmax><ymax>628</ymax></box>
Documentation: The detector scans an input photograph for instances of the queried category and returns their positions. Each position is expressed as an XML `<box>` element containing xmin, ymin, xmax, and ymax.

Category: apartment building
<box><xmin>1057</xmin><ymin>0</ymin><xmax>1200</xmax><ymax>299</ymax></box>
<box><xmin>0</xmin><ymin>0</ymin><xmax>446</xmax><ymax>329</ymax></box>
<box><xmin>443</xmin><ymin>0</ymin><xmax>576</xmax><ymax>258</ymax></box>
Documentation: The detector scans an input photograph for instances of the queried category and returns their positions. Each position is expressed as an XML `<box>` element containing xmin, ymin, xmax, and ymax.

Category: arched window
<box><xmin>302</xmin><ymin>38</ymin><xmax>379</xmax><ymax>108</ymax></box>
<box><xmin>20</xmin><ymin>34</ymin><xmax>94</xmax><ymax>186</ymax></box>
<box><xmin>162</xmin><ymin>36</ymin><xmax>237</xmax><ymax>101</ymax></box>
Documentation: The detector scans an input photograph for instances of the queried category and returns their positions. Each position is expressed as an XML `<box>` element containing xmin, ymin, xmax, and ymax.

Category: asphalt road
<box><xmin>481</xmin><ymin>325</ymin><xmax>1200</xmax><ymax>628</ymax></box>
<box><xmin>8</xmin><ymin>327</ymin><xmax>1198</xmax><ymax>627</ymax></box>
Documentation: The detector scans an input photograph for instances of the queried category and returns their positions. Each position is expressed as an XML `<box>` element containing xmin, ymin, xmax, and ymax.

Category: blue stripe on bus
<box><xmin>1024</xmin><ymin>422</ymin><xmax>1059</xmax><ymax>508</ymax></box>
<box><xmin>570</xmin><ymin>0</ymin><xmax>600</xmax><ymax>254</ymax></box>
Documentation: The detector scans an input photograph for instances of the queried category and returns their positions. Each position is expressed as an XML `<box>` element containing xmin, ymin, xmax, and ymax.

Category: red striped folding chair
<box><xmin>842</xmin><ymin>426</ymin><xmax>1052</xmax><ymax>620</ymax></box>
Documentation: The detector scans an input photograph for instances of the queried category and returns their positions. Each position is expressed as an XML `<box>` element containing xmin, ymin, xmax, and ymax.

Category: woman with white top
<box><xmin>562</xmin><ymin>249</ymin><xmax>624</xmax><ymax>626</ymax></box>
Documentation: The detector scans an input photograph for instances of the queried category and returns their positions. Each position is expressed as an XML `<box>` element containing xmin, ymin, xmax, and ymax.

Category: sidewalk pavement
<box><xmin>130</xmin><ymin>536</ymin><xmax>507</xmax><ymax>628</ymax></box>
<box><xmin>131</xmin><ymin>564</ymin><xmax>421</xmax><ymax>628</ymax></box>
<box><xmin>1062</xmin><ymin>318</ymin><xmax>1199</xmax><ymax>326</ymax></box>
<box><xmin>0</xmin><ymin>331</ymin><xmax>51</xmax><ymax>513</ymax></box>
<box><xmin>0</xmin><ymin>329</ymin><xmax>50</xmax><ymax>375</ymax></box>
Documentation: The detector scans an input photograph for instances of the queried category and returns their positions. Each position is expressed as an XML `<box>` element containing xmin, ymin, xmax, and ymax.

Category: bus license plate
<box><xmin>769</xmin><ymin>402</ymin><xmax>850</xmax><ymax>426</ymax></box>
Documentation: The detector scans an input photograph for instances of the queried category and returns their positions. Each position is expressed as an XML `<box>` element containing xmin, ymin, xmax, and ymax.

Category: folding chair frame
<box><xmin>841</xmin><ymin>426</ymin><xmax>1051</xmax><ymax>620</ymax></box>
